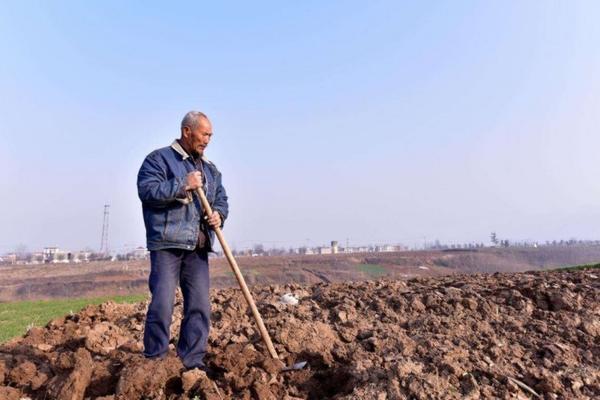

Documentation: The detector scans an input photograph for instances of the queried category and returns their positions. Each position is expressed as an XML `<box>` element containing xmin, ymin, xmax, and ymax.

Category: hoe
<box><xmin>196</xmin><ymin>187</ymin><xmax>307</xmax><ymax>372</ymax></box>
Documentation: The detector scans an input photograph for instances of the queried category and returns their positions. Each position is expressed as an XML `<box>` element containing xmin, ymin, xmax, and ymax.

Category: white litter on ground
<box><xmin>279</xmin><ymin>293</ymin><xmax>299</xmax><ymax>305</ymax></box>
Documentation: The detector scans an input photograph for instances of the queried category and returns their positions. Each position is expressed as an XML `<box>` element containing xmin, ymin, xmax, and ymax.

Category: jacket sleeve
<box><xmin>137</xmin><ymin>152</ymin><xmax>188</xmax><ymax>208</ymax></box>
<box><xmin>212</xmin><ymin>171</ymin><xmax>229</xmax><ymax>228</ymax></box>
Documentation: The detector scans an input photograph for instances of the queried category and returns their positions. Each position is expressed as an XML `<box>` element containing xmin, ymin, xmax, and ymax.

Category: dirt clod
<box><xmin>46</xmin><ymin>347</ymin><xmax>93</xmax><ymax>400</ymax></box>
<box><xmin>8</xmin><ymin>360</ymin><xmax>37</xmax><ymax>387</ymax></box>
<box><xmin>0</xmin><ymin>386</ymin><xmax>22</xmax><ymax>400</ymax></box>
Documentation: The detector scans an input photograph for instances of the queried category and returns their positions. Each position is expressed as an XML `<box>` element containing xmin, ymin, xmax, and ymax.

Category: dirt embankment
<box><xmin>2</xmin><ymin>245</ymin><xmax>600</xmax><ymax>302</ymax></box>
<box><xmin>1</xmin><ymin>269</ymin><xmax>599</xmax><ymax>399</ymax></box>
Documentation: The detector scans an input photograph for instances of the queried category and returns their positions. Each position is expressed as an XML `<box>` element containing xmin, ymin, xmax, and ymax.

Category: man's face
<box><xmin>182</xmin><ymin>117</ymin><xmax>213</xmax><ymax>157</ymax></box>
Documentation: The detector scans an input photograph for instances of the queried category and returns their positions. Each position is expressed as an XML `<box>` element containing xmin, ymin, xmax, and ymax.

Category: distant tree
<box><xmin>269</xmin><ymin>248</ymin><xmax>285</xmax><ymax>256</ymax></box>
<box><xmin>502</xmin><ymin>240</ymin><xmax>510</xmax><ymax>248</ymax></box>
<box><xmin>89</xmin><ymin>252</ymin><xmax>108</xmax><ymax>261</ymax></box>
<box><xmin>14</xmin><ymin>243</ymin><xmax>27</xmax><ymax>255</ymax></box>
<box><xmin>13</xmin><ymin>244</ymin><xmax>30</xmax><ymax>262</ymax></box>
<box><xmin>490</xmin><ymin>232</ymin><xmax>499</xmax><ymax>246</ymax></box>
<box><xmin>252</xmin><ymin>244</ymin><xmax>264</xmax><ymax>255</ymax></box>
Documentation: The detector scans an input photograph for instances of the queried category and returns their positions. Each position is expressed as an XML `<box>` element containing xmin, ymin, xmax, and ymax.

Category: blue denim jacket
<box><xmin>137</xmin><ymin>140</ymin><xmax>229</xmax><ymax>252</ymax></box>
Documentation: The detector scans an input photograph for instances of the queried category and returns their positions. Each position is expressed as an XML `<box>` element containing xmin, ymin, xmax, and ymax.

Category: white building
<box><xmin>318</xmin><ymin>247</ymin><xmax>332</xmax><ymax>255</ymax></box>
<box><xmin>129</xmin><ymin>247</ymin><xmax>149</xmax><ymax>260</ymax></box>
<box><xmin>43</xmin><ymin>247</ymin><xmax>69</xmax><ymax>263</ymax></box>
<box><xmin>72</xmin><ymin>251</ymin><xmax>91</xmax><ymax>263</ymax></box>
<box><xmin>376</xmin><ymin>244</ymin><xmax>399</xmax><ymax>252</ymax></box>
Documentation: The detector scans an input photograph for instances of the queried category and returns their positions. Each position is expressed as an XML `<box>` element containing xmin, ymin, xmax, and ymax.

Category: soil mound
<box><xmin>1</xmin><ymin>270</ymin><xmax>598</xmax><ymax>399</ymax></box>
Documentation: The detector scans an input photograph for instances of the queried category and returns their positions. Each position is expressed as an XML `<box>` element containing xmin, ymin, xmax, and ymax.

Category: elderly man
<box><xmin>137</xmin><ymin>111</ymin><xmax>228</xmax><ymax>370</ymax></box>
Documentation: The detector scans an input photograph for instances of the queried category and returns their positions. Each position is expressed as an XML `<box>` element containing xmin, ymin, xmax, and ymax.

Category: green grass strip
<box><xmin>357</xmin><ymin>263</ymin><xmax>388</xmax><ymax>278</ymax></box>
<box><xmin>0</xmin><ymin>293</ymin><xmax>147</xmax><ymax>344</ymax></box>
<box><xmin>555</xmin><ymin>262</ymin><xmax>600</xmax><ymax>271</ymax></box>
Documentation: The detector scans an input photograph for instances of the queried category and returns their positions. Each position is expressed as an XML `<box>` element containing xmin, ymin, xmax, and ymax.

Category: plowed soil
<box><xmin>0</xmin><ymin>269</ymin><xmax>598</xmax><ymax>399</ymax></box>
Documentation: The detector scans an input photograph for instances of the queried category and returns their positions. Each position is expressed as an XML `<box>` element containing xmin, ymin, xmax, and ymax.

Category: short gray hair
<box><xmin>181</xmin><ymin>111</ymin><xmax>208</xmax><ymax>130</ymax></box>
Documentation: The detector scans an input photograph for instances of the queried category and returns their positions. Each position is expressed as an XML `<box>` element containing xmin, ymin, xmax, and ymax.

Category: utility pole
<box><xmin>100</xmin><ymin>204</ymin><xmax>110</xmax><ymax>256</ymax></box>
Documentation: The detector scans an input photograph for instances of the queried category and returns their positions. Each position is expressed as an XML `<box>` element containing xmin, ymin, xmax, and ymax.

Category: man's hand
<box><xmin>185</xmin><ymin>171</ymin><xmax>202</xmax><ymax>191</ymax></box>
<box><xmin>205</xmin><ymin>211</ymin><xmax>222</xmax><ymax>228</ymax></box>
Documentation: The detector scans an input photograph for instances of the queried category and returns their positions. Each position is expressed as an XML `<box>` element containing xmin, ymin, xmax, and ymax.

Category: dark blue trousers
<box><xmin>143</xmin><ymin>248</ymin><xmax>210</xmax><ymax>369</ymax></box>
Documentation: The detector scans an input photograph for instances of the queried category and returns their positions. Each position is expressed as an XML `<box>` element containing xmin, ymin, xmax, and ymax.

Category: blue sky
<box><xmin>1</xmin><ymin>1</ymin><xmax>599</xmax><ymax>252</ymax></box>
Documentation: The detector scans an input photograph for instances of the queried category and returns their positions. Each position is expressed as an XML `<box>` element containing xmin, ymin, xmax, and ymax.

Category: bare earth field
<box><xmin>1</xmin><ymin>246</ymin><xmax>600</xmax><ymax>302</ymax></box>
<box><xmin>0</xmin><ymin>268</ymin><xmax>598</xmax><ymax>399</ymax></box>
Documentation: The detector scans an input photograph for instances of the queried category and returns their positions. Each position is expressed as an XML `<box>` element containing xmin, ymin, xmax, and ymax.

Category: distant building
<box><xmin>43</xmin><ymin>247</ymin><xmax>58</xmax><ymax>263</ymax></box>
<box><xmin>72</xmin><ymin>251</ymin><xmax>91</xmax><ymax>263</ymax></box>
<box><xmin>331</xmin><ymin>241</ymin><xmax>339</xmax><ymax>254</ymax></box>
<box><xmin>30</xmin><ymin>252</ymin><xmax>44</xmax><ymax>264</ymax></box>
<box><xmin>318</xmin><ymin>247</ymin><xmax>332</xmax><ymax>255</ymax></box>
<box><xmin>43</xmin><ymin>247</ymin><xmax>69</xmax><ymax>263</ymax></box>
<box><xmin>129</xmin><ymin>247</ymin><xmax>149</xmax><ymax>260</ymax></box>
<box><xmin>376</xmin><ymin>244</ymin><xmax>399</xmax><ymax>252</ymax></box>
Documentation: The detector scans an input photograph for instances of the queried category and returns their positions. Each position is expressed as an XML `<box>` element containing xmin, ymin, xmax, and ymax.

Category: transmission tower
<box><xmin>100</xmin><ymin>204</ymin><xmax>110</xmax><ymax>255</ymax></box>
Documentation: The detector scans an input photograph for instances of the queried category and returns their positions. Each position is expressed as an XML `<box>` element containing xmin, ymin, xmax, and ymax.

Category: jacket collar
<box><xmin>171</xmin><ymin>139</ymin><xmax>212</xmax><ymax>165</ymax></box>
<box><xmin>171</xmin><ymin>140</ymin><xmax>190</xmax><ymax>160</ymax></box>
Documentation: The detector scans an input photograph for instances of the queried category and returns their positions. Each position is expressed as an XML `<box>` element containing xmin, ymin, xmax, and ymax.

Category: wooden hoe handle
<box><xmin>195</xmin><ymin>188</ymin><xmax>280</xmax><ymax>360</ymax></box>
